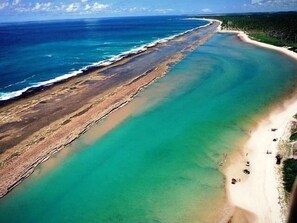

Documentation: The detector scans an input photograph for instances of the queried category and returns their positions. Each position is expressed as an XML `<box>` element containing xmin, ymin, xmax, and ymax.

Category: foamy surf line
<box><xmin>0</xmin><ymin>20</ymin><xmax>212</xmax><ymax>103</ymax></box>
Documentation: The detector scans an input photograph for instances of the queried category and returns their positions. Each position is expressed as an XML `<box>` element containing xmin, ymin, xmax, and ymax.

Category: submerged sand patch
<box><xmin>0</xmin><ymin>21</ymin><xmax>220</xmax><ymax>198</ymax></box>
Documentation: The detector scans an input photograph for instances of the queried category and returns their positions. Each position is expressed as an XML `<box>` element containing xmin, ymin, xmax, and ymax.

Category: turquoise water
<box><xmin>1</xmin><ymin>33</ymin><xmax>297</xmax><ymax>223</ymax></box>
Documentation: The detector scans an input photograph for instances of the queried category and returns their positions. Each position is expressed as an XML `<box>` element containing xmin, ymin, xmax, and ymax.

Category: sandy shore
<box><xmin>0</xmin><ymin>21</ymin><xmax>220</xmax><ymax>198</ymax></box>
<box><xmin>226</xmin><ymin>98</ymin><xmax>297</xmax><ymax>223</ymax></box>
<box><xmin>220</xmin><ymin>29</ymin><xmax>297</xmax><ymax>222</ymax></box>
<box><xmin>220</xmin><ymin>30</ymin><xmax>297</xmax><ymax>61</ymax></box>
<box><xmin>2</xmin><ymin>18</ymin><xmax>296</xmax><ymax>222</ymax></box>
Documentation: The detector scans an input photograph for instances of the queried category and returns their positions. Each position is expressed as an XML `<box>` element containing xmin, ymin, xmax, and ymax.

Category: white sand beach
<box><xmin>220</xmin><ymin>30</ymin><xmax>297</xmax><ymax>61</ymax></box>
<box><xmin>226</xmin><ymin>98</ymin><xmax>297</xmax><ymax>222</ymax></box>
<box><xmin>219</xmin><ymin>27</ymin><xmax>297</xmax><ymax>222</ymax></box>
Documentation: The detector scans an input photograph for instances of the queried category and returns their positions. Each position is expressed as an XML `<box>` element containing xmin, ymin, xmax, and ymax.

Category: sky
<box><xmin>0</xmin><ymin>0</ymin><xmax>296</xmax><ymax>22</ymax></box>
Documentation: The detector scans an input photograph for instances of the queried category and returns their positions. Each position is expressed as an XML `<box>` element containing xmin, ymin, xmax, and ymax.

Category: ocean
<box><xmin>0</xmin><ymin>16</ymin><xmax>208</xmax><ymax>101</ymax></box>
<box><xmin>0</xmin><ymin>32</ymin><xmax>297</xmax><ymax>222</ymax></box>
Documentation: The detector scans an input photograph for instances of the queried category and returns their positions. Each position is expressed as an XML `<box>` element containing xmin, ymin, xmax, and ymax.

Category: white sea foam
<box><xmin>0</xmin><ymin>86</ymin><xmax>32</xmax><ymax>101</ymax></box>
<box><xmin>0</xmin><ymin>19</ymin><xmax>211</xmax><ymax>102</ymax></box>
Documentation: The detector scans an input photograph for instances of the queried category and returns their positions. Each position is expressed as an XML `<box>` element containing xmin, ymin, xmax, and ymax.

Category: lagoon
<box><xmin>1</xmin><ymin>33</ymin><xmax>297</xmax><ymax>223</ymax></box>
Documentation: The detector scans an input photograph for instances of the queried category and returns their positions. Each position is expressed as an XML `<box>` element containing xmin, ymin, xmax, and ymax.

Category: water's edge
<box><xmin>0</xmin><ymin>21</ymin><xmax>211</xmax><ymax>104</ymax></box>
<box><xmin>0</xmin><ymin>21</ymin><xmax>220</xmax><ymax>199</ymax></box>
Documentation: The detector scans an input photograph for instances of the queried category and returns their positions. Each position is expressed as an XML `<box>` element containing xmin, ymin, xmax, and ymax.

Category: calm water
<box><xmin>0</xmin><ymin>16</ymin><xmax>207</xmax><ymax>101</ymax></box>
<box><xmin>1</xmin><ymin>33</ymin><xmax>297</xmax><ymax>223</ymax></box>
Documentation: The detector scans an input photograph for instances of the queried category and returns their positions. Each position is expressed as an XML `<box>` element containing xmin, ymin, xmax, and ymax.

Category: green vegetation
<box><xmin>290</xmin><ymin>132</ymin><xmax>297</xmax><ymax>141</ymax></box>
<box><xmin>204</xmin><ymin>12</ymin><xmax>297</xmax><ymax>52</ymax></box>
<box><xmin>250</xmin><ymin>33</ymin><xmax>288</xmax><ymax>47</ymax></box>
<box><xmin>283</xmin><ymin>159</ymin><xmax>297</xmax><ymax>192</ymax></box>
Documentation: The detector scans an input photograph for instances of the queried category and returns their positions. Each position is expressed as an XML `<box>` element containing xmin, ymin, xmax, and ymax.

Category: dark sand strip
<box><xmin>0</xmin><ymin>21</ymin><xmax>220</xmax><ymax>198</ymax></box>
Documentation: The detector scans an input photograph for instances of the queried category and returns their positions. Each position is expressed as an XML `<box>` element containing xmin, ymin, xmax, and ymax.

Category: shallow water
<box><xmin>1</xmin><ymin>33</ymin><xmax>297</xmax><ymax>223</ymax></box>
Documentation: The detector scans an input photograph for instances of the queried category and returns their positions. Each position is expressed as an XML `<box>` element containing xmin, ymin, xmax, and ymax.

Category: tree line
<box><xmin>201</xmin><ymin>12</ymin><xmax>297</xmax><ymax>49</ymax></box>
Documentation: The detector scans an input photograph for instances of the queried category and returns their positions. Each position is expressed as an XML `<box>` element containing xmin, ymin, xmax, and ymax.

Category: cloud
<box><xmin>32</xmin><ymin>3</ymin><xmax>42</xmax><ymax>11</ymax></box>
<box><xmin>84</xmin><ymin>4</ymin><xmax>91</xmax><ymax>11</ymax></box>
<box><xmin>12</xmin><ymin>0</ymin><xmax>21</xmax><ymax>6</ymax></box>
<box><xmin>0</xmin><ymin>1</ymin><xmax>8</xmax><ymax>10</ymax></box>
<box><xmin>66</xmin><ymin>3</ymin><xmax>80</xmax><ymax>12</ymax></box>
<box><xmin>107</xmin><ymin>6</ymin><xmax>176</xmax><ymax>15</ymax></box>
<box><xmin>116</xmin><ymin>7</ymin><xmax>173</xmax><ymax>14</ymax></box>
<box><xmin>154</xmin><ymin>8</ymin><xmax>174</xmax><ymax>14</ymax></box>
<box><xmin>83</xmin><ymin>2</ymin><xmax>109</xmax><ymax>12</ymax></box>
<box><xmin>252</xmin><ymin>0</ymin><xmax>297</xmax><ymax>4</ymax></box>
<box><xmin>201</xmin><ymin>8</ymin><xmax>212</xmax><ymax>13</ymax></box>
<box><xmin>92</xmin><ymin>2</ymin><xmax>108</xmax><ymax>11</ymax></box>
<box><xmin>128</xmin><ymin>7</ymin><xmax>143</xmax><ymax>12</ymax></box>
<box><xmin>0</xmin><ymin>1</ymin><xmax>113</xmax><ymax>15</ymax></box>
<box><xmin>252</xmin><ymin>0</ymin><xmax>297</xmax><ymax>5</ymax></box>
<box><xmin>32</xmin><ymin>2</ymin><xmax>52</xmax><ymax>12</ymax></box>
<box><xmin>248</xmin><ymin>0</ymin><xmax>297</xmax><ymax>11</ymax></box>
<box><xmin>0</xmin><ymin>1</ymin><xmax>184</xmax><ymax>16</ymax></box>
<box><xmin>120</xmin><ymin>7</ymin><xmax>149</xmax><ymax>13</ymax></box>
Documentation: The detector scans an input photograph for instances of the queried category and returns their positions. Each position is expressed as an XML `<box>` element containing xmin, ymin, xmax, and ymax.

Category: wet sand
<box><xmin>226</xmin><ymin>97</ymin><xmax>297</xmax><ymax>223</ymax></box>
<box><xmin>0</xmin><ymin>21</ymin><xmax>220</xmax><ymax>198</ymax></box>
<box><xmin>220</xmin><ymin>29</ymin><xmax>297</xmax><ymax>222</ymax></box>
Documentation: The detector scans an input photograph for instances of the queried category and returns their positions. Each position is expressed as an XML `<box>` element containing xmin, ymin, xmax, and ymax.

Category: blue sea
<box><xmin>1</xmin><ymin>31</ymin><xmax>297</xmax><ymax>222</ymax></box>
<box><xmin>0</xmin><ymin>16</ymin><xmax>208</xmax><ymax>101</ymax></box>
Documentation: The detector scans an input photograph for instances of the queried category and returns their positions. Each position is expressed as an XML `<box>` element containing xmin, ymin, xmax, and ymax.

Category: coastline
<box><xmin>219</xmin><ymin>30</ymin><xmax>297</xmax><ymax>61</ymax></box>
<box><xmin>0</xmin><ymin>20</ymin><xmax>213</xmax><ymax>104</ymax></box>
<box><xmin>225</xmin><ymin>97</ymin><xmax>297</xmax><ymax>222</ymax></box>
<box><xmin>219</xmin><ymin>28</ymin><xmax>297</xmax><ymax>222</ymax></box>
<box><xmin>0</xmin><ymin>21</ymin><xmax>220</xmax><ymax>198</ymax></box>
<box><xmin>2</xmin><ymin>17</ymin><xmax>297</xmax><ymax>222</ymax></box>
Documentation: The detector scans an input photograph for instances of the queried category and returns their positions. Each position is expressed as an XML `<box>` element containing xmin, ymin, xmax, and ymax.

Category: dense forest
<box><xmin>204</xmin><ymin>12</ymin><xmax>297</xmax><ymax>51</ymax></box>
<box><xmin>283</xmin><ymin>159</ymin><xmax>297</xmax><ymax>193</ymax></box>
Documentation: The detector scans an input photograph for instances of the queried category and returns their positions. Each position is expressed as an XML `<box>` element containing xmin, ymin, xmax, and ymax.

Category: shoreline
<box><xmin>2</xmin><ymin>18</ymin><xmax>296</xmax><ymax>222</ymax></box>
<box><xmin>219</xmin><ymin>30</ymin><xmax>297</xmax><ymax>61</ymax></box>
<box><xmin>220</xmin><ymin>28</ymin><xmax>297</xmax><ymax>222</ymax></box>
<box><xmin>0</xmin><ymin>21</ymin><xmax>220</xmax><ymax>199</ymax></box>
<box><xmin>2</xmin><ymin>68</ymin><xmax>166</xmax><ymax>198</ymax></box>
<box><xmin>225</xmin><ymin>97</ymin><xmax>297</xmax><ymax>222</ymax></box>
<box><xmin>0</xmin><ymin>21</ymin><xmax>213</xmax><ymax>104</ymax></box>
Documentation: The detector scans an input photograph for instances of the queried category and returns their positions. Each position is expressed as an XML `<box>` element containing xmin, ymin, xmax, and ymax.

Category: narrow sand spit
<box><xmin>218</xmin><ymin>28</ymin><xmax>297</xmax><ymax>222</ymax></box>
<box><xmin>0</xmin><ymin>21</ymin><xmax>220</xmax><ymax>199</ymax></box>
